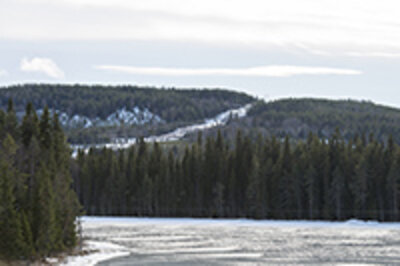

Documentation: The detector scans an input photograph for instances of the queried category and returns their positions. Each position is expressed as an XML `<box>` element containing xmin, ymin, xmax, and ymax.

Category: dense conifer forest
<box><xmin>73</xmin><ymin>130</ymin><xmax>400</xmax><ymax>221</ymax></box>
<box><xmin>0</xmin><ymin>84</ymin><xmax>253</xmax><ymax>122</ymax></box>
<box><xmin>0</xmin><ymin>100</ymin><xmax>80</xmax><ymax>260</ymax></box>
<box><xmin>0</xmin><ymin>84</ymin><xmax>253</xmax><ymax>144</ymax></box>
<box><xmin>228</xmin><ymin>98</ymin><xmax>400</xmax><ymax>143</ymax></box>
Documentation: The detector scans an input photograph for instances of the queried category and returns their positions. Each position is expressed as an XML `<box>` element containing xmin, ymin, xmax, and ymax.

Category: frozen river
<box><xmin>74</xmin><ymin>217</ymin><xmax>400</xmax><ymax>265</ymax></box>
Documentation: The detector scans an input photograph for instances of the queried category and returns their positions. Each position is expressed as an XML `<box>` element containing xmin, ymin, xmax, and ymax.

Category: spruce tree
<box><xmin>5</xmin><ymin>99</ymin><xmax>18</xmax><ymax>140</ymax></box>
<box><xmin>21</xmin><ymin>103</ymin><xmax>39</xmax><ymax>147</ymax></box>
<box><xmin>32</xmin><ymin>163</ymin><xmax>57</xmax><ymax>256</ymax></box>
<box><xmin>386</xmin><ymin>154</ymin><xmax>400</xmax><ymax>220</ymax></box>
<box><xmin>0</xmin><ymin>159</ymin><xmax>25</xmax><ymax>259</ymax></box>
<box><xmin>246</xmin><ymin>155</ymin><xmax>262</xmax><ymax>218</ymax></box>
<box><xmin>39</xmin><ymin>106</ymin><xmax>52</xmax><ymax>150</ymax></box>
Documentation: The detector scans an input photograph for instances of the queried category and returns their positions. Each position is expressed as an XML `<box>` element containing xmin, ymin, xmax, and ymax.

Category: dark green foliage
<box><xmin>73</xmin><ymin>130</ymin><xmax>400</xmax><ymax>221</ymax></box>
<box><xmin>32</xmin><ymin>164</ymin><xmax>57</xmax><ymax>256</ymax></box>
<box><xmin>0</xmin><ymin>84</ymin><xmax>252</xmax><ymax>122</ymax></box>
<box><xmin>0</xmin><ymin>101</ymin><xmax>81</xmax><ymax>260</ymax></box>
<box><xmin>0</xmin><ymin>84</ymin><xmax>254</xmax><ymax>144</ymax></box>
<box><xmin>5</xmin><ymin>99</ymin><xmax>18</xmax><ymax>140</ymax></box>
<box><xmin>0</xmin><ymin>145</ymin><xmax>26</xmax><ymax>259</ymax></box>
<box><xmin>219</xmin><ymin>98</ymin><xmax>400</xmax><ymax>144</ymax></box>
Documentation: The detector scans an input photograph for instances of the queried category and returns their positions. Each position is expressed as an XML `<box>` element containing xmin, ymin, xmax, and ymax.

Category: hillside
<box><xmin>0</xmin><ymin>84</ymin><xmax>254</xmax><ymax>143</ymax></box>
<box><xmin>194</xmin><ymin>98</ymin><xmax>400</xmax><ymax>143</ymax></box>
<box><xmin>4</xmin><ymin>85</ymin><xmax>400</xmax><ymax>145</ymax></box>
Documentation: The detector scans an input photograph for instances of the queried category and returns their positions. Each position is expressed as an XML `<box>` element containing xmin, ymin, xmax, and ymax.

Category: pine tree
<box><xmin>126</xmin><ymin>146</ymin><xmax>137</xmax><ymax>215</ymax></box>
<box><xmin>386</xmin><ymin>154</ymin><xmax>400</xmax><ymax>221</ymax></box>
<box><xmin>305</xmin><ymin>163</ymin><xmax>317</xmax><ymax>219</ymax></box>
<box><xmin>330</xmin><ymin>165</ymin><xmax>345</xmax><ymax>220</ymax></box>
<box><xmin>0</xmin><ymin>109</ymin><xmax>6</xmax><ymax>138</ymax></box>
<box><xmin>21</xmin><ymin>103</ymin><xmax>39</xmax><ymax>147</ymax></box>
<box><xmin>291</xmin><ymin>144</ymin><xmax>307</xmax><ymax>219</ymax></box>
<box><xmin>352</xmin><ymin>155</ymin><xmax>368</xmax><ymax>219</ymax></box>
<box><xmin>5</xmin><ymin>98</ymin><xmax>18</xmax><ymax>140</ymax></box>
<box><xmin>39</xmin><ymin>106</ymin><xmax>52</xmax><ymax>150</ymax></box>
<box><xmin>277</xmin><ymin>136</ymin><xmax>293</xmax><ymax>218</ymax></box>
<box><xmin>19</xmin><ymin>211</ymin><xmax>35</xmax><ymax>259</ymax></box>
<box><xmin>0</xmin><ymin>159</ymin><xmax>25</xmax><ymax>259</ymax></box>
<box><xmin>32</xmin><ymin>163</ymin><xmax>57</xmax><ymax>256</ymax></box>
<box><xmin>246</xmin><ymin>155</ymin><xmax>262</xmax><ymax>218</ymax></box>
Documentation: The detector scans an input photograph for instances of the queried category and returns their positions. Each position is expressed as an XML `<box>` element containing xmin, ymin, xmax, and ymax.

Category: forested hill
<box><xmin>214</xmin><ymin>98</ymin><xmax>400</xmax><ymax>143</ymax></box>
<box><xmin>4</xmin><ymin>85</ymin><xmax>400</xmax><ymax>144</ymax></box>
<box><xmin>0</xmin><ymin>84</ymin><xmax>253</xmax><ymax>122</ymax></box>
<box><xmin>0</xmin><ymin>84</ymin><xmax>254</xmax><ymax>143</ymax></box>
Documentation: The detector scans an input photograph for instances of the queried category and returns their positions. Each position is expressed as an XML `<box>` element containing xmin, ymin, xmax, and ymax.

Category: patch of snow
<box><xmin>71</xmin><ymin>103</ymin><xmax>253</xmax><ymax>155</ymax></box>
<box><xmin>21</xmin><ymin>106</ymin><xmax>163</xmax><ymax>130</ymax></box>
<box><xmin>46</xmin><ymin>257</ymin><xmax>59</xmax><ymax>264</ymax></box>
<box><xmin>105</xmin><ymin>107</ymin><xmax>162</xmax><ymax>126</ymax></box>
<box><xmin>61</xmin><ymin>240</ymin><xmax>129</xmax><ymax>266</ymax></box>
<box><xmin>69</xmin><ymin>114</ymin><xmax>93</xmax><ymax>128</ymax></box>
<box><xmin>146</xmin><ymin>103</ymin><xmax>252</xmax><ymax>143</ymax></box>
<box><xmin>34</xmin><ymin>109</ymin><xmax>93</xmax><ymax>129</ymax></box>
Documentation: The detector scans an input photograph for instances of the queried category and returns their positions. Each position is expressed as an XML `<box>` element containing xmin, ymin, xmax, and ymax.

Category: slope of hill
<box><xmin>4</xmin><ymin>85</ymin><xmax>399</xmax><ymax>145</ymax></box>
<box><xmin>0</xmin><ymin>84</ymin><xmax>254</xmax><ymax>143</ymax></box>
<box><xmin>194</xmin><ymin>98</ymin><xmax>400</xmax><ymax>143</ymax></box>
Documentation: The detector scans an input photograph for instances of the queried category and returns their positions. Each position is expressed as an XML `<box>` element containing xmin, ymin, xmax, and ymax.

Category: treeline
<box><xmin>0</xmin><ymin>100</ymin><xmax>80</xmax><ymax>260</ymax></box>
<box><xmin>0</xmin><ymin>84</ymin><xmax>253</xmax><ymax>122</ymax></box>
<box><xmin>73</xmin><ymin>130</ymin><xmax>400</xmax><ymax>221</ymax></box>
<box><xmin>233</xmin><ymin>98</ymin><xmax>400</xmax><ymax>143</ymax></box>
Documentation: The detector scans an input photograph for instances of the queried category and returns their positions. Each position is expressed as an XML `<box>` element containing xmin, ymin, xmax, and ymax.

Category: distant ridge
<box><xmin>0</xmin><ymin>84</ymin><xmax>254</xmax><ymax>144</ymax></box>
<box><xmin>206</xmin><ymin>98</ymin><xmax>400</xmax><ymax>144</ymax></box>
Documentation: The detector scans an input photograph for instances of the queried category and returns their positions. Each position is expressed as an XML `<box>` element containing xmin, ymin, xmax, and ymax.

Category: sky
<box><xmin>1</xmin><ymin>0</ymin><xmax>400</xmax><ymax>106</ymax></box>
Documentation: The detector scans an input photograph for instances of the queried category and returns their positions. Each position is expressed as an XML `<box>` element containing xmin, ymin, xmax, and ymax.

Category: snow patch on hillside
<box><xmin>105</xmin><ymin>107</ymin><xmax>162</xmax><ymax>126</ymax></box>
<box><xmin>25</xmin><ymin>107</ymin><xmax>163</xmax><ymax>129</ymax></box>
<box><xmin>146</xmin><ymin>103</ymin><xmax>252</xmax><ymax>142</ymax></box>
<box><xmin>71</xmin><ymin>103</ymin><xmax>253</xmax><ymax>155</ymax></box>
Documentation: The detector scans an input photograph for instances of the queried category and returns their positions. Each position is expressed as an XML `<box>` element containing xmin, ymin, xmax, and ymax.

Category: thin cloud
<box><xmin>95</xmin><ymin>65</ymin><xmax>362</xmax><ymax>77</ymax></box>
<box><xmin>346</xmin><ymin>52</ymin><xmax>400</xmax><ymax>58</ymax></box>
<box><xmin>20</xmin><ymin>57</ymin><xmax>65</xmax><ymax>79</ymax></box>
<box><xmin>2</xmin><ymin>0</ymin><xmax>400</xmax><ymax>57</ymax></box>
<box><xmin>0</xmin><ymin>70</ymin><xmax>8</xmax><ymax>77</ymax></box>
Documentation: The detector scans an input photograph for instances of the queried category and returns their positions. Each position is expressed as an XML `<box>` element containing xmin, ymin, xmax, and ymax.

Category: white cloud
<box><xmin>95</xmin><ymin>65</ymin><xmax>362</xmax><ymax>77</ymax></box>
<box><xmin>20</xmin><ymin>57</ymin><xmax>65</xmax><ymax>79</ymax></box>
<box><xmin>2</xmin><ymin>0</ymin><xmax>400</xmax><ymax>57</ymax></box>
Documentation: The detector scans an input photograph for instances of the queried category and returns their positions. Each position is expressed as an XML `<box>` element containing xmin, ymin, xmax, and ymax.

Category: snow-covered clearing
<box><xmin>71</xmin><ymin>103</ymin><xmax>252</xmax><ymax>155</ymax></box>
<box><xmin>61</xmin><ymin>216</ymin><xmax>400</xmax><ymax>265</ymax></box>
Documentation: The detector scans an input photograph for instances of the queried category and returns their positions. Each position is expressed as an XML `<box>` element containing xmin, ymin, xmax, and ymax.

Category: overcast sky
<box><xmin>1</xmin><ymin>0</ymin><xmax>400</xmax><ymax>106</ymax></box>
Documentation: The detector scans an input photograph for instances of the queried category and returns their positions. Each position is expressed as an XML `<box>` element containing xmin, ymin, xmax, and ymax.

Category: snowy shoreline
<box><xmin>60</xmin><ymin>240</ymin><xmax>129</xmax><ymax>266</ymax></box>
